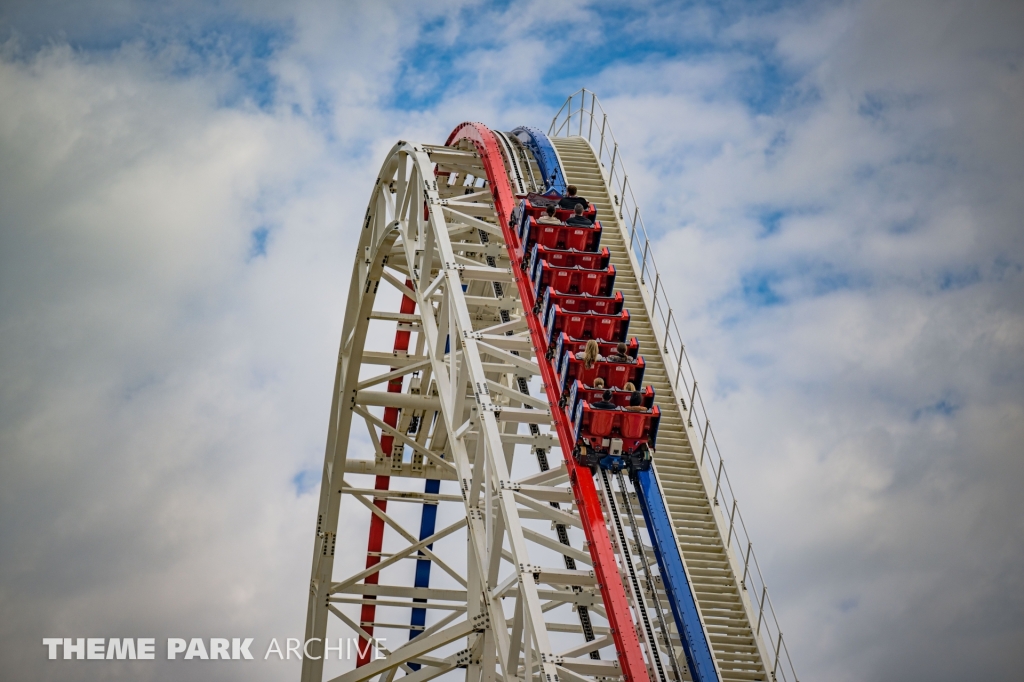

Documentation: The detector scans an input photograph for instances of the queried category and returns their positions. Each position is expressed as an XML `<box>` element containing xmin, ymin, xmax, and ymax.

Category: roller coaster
<box><xmin>302</xmin><ymin>90</ymin><xmax>798</xmax><ymax>682</ymax></box>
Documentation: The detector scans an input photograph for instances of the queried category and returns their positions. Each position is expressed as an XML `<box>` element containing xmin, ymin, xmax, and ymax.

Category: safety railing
<box><xmin>551</xmin><ymin>89</ymin><xmax>799</xmax><ymax>682</ymax></box>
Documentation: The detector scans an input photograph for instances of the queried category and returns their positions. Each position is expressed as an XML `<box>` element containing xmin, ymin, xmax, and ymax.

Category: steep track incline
<box><xmin>552</xmin><ymin>136</ymin><xmax>770</xmax><ymax>682</ymax></box>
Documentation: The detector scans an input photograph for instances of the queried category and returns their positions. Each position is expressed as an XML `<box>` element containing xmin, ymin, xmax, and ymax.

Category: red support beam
<box><xmin>357</xmin><ymin>283</ymin><xmax>417</xmax><ymax>667</ymax></box>
<box><xmin>446</xmin><ymin>122</ymin><xmax>650</xmax><ymax>682</ymax></box>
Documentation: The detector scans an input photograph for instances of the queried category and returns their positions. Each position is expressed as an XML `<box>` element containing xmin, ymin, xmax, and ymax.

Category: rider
<box><xmin>606</xmin><ymin>342</ymin><xmax>632</xmax><ymax>363</ymax></box>
<box><xmin>565</xmin><ymin>203</ymin><xmax>592</xmax><ymax>226</ymax></box>
<box><xmin>624</xmin><ymin>391</ymin><xmax>648</xmax><ymax>412</ymax></box>
<box><xmin>575</xmin><ymin>339</ymin><xmax>602</xmax><ymax>367</ymax></box>
<box><xmin>537</xmin><ymin>204</ymin><xmax>561</xmax><ymax>225</ymax></box>
<box><xmin>558</xmin><ymin>185</ymin><xmax>589</xmax><ymax>211</ymax></box>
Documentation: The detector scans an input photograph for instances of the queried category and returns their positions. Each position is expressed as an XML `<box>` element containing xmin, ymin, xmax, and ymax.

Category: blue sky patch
<box><xmin>912</xmin><ymin>397</ymin><xmax>961</xmax><ymax>420</ymax></box>
<box><xmin>757</xmin><ymin>208</ymin><xmax>786</xmax><ymax>236</ymax></box>
<box><xmin>173</xmin><ymin>22</ymin><xmax>285</xmax><ymax>110</ymax></box>
<box><xmin>292</xmin><ymin>469</ymin><xmax>320</xmax><ymax>496</ymax></box>
<box><xmin>888</xmin><ymin>216</ymin><xmax>922</xmax><ymax>235</ymax></box>
<box><xmin>249</xmin><ymin>226</ymin><xmax>270</xmax><ymax>261</ymax></box>
<box><xmin>737</xmin><ymin>53</ymin><xmax>796</xmax><ymax>115</ymax></box>
<box><xmin>384</xmin><ymin>0</ymin><xmax>812</xmax><ymax>118</ymax></box>
<box><xmin>938</xmin><ymin>267</ymin><xmax>981</xmax><ymax>291</ymax></box>
<box><xmin>812</xmin><ymin>269</ymin><xmax>862</xmax><ymax>296</ymax></box>
<box><xmin>858</xmin><ymin>92</ymin><xmax>888</xmax><ymax>121</ymax></box>
<box><xmin>741</xmin><ymin>271</ymin><xmax>785</xmax><ymax>307</ymax></box>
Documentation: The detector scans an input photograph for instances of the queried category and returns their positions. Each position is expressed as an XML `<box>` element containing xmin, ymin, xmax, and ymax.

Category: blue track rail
<box><xmin>635</xmin><ymin>469</ymin><xmax>720</xmax><ymax>682</ymax></box>
<box><xmin>512</xmin><ymin>126</ymin><xmax>567</xmax><ymax>195</ymax></box>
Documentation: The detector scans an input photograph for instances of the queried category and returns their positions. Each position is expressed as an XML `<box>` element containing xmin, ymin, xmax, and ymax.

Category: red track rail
<box><xmin>357</xmin><ymin>285</ymin><xmax>417</xmax><ymax>667</ymax></box>
<box><xmin>446</xmin><ymin>122</ymin><xmax>650</xmax><ymax>682</ymax></box>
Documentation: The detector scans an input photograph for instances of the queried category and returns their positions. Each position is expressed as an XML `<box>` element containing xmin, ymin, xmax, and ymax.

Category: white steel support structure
<box><xmin>302</xmin><ymin>140</ymin><xmax>624</xmax><ymax>682</ymax></box>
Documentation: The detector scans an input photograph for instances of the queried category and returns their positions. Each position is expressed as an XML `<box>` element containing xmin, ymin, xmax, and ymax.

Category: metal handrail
<box><xmin>550</xmin><ymin>89</ymin><xmax>799</xmax><ymax>682</ymax></box>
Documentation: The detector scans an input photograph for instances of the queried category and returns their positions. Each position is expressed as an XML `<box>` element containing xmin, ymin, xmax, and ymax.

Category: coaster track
<box><xmin>301</xmin><ymin>99</ymin><xmax>797</xmax><ymax>682</ymax></box>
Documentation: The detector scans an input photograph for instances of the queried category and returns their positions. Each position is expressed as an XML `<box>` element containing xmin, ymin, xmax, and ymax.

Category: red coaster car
<box><xmin>517</xmin><ymin>194</ymin><xmax>597</xmax><ymax>230</ymax></box>
<box><xmin>559</xmin><ymin>353</ymin><xmax>645</xmax><ymax>392</ymax></box>
<box><xmin>567</xmin><ymin>380</ymin><xmax>655</xmax><ymax>424</ymax></box>
<box><xmin>572</xmin><ymin>403</ymin><xmax>661</xmax><ymax>473</ymax></box>
<box><xmin>540</xmin><ymin>290</ymin><xmax>624</xmax><ymax>319</ymax></box>
<box><xmin>528</xmin><ymin>244</ymin><xmax>610</xmax><ymax>274</ymax></box>
<box><xmin>552</xmin><ymin>332</ymin><xmax>639</xmax><ymax>365</ymax></box>
<box><xmin>532</xmin><ymin>261</ymin><xmax>616</xmax><ymax>299</ymax></box>
<box><xmin>545</xmin><ymin>306</ymin><xmax>630</xmax><ymax>343</ymax></box>
<box><xmin>521</xmin><ymin>216</ymin><xmax>603</xmax><ymax>253</ymax></box>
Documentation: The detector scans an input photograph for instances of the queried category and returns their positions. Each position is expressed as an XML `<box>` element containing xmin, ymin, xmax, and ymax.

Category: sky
<box><xmin>0</xmin><ymin>0</ymin><xmax>1022</xmax><ymax>680</ymax></box>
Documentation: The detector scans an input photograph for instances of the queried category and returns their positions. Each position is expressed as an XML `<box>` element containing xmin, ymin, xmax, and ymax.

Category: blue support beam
<box><xmin>512</xmin><ymin>126</ymin><xmax>567</xmax><ymax>195</ymax></box>
<box><xmin>406</xmin><ymin>477</ymin><xmax>440</xmax><ymax>670</ymax></box>
<box><xmin>635</xmin><ymin>469</ymin><xmax>720</xmax><ymax>682</ymax></box>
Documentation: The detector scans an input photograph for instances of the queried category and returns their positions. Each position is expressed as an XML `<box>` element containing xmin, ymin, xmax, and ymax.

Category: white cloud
<box><xmin>579</xmin><ymin>2</ymin><xmax>1024</xmax><ymax>679</ymax></box>
<box><xmin>0</xmin><ymin>39</ymin><xmax>363</xmax><ymax>681</ymax></box>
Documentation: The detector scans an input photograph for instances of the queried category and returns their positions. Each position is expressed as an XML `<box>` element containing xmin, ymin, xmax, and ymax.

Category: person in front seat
<box><xmin>537</xmin><ymin>204</ymin><xmax>561</xmax><ymax>225</ymax></box>
<box><xmin>559</xmin><ymin>185</ymin><xmax>589</xmax><ymax>211</ymax></box>
<box><xmin>591</xmin><ymin>390</ymin><xmax>617</xmax><ymax>410</ymax></box>
<box><xmin>565</xmin><ymin>204</ymin><xmax>592</xmax><ymax>226</ymax></box>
